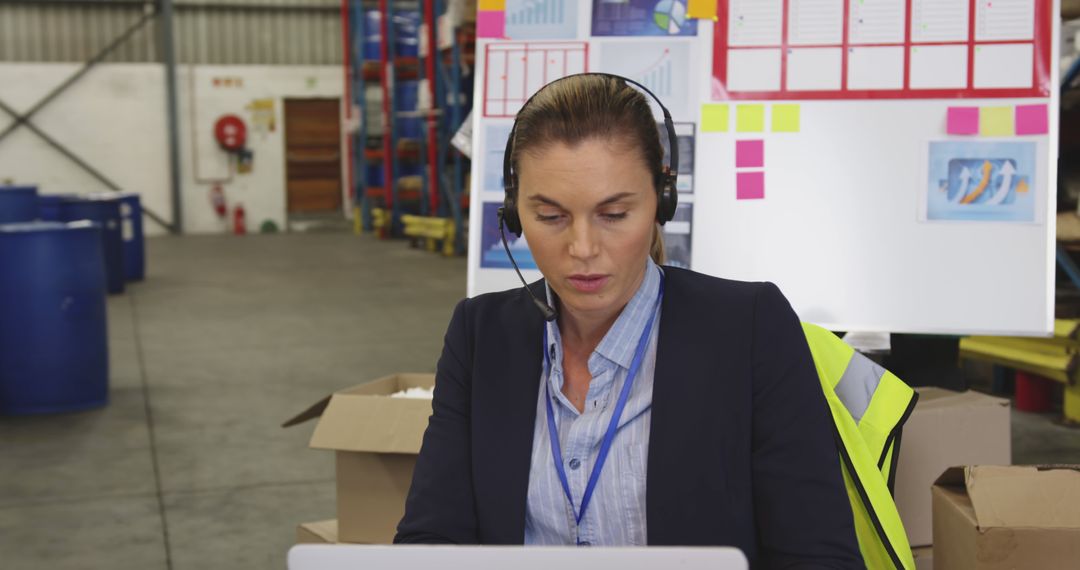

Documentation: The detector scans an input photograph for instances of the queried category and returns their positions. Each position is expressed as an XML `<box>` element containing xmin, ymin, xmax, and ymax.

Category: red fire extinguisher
<box><xmin>233</xmin><ymin>203</ymin><xmax>247</xmax><ymax>235</ymax></box>
<box><xmin>210</xmin><ymin>184</ymin><xmax>227</xmax><ymax>218</ymax></box>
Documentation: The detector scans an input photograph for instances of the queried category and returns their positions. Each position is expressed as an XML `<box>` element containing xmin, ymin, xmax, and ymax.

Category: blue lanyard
<box><xmin>543</xmin><ymin>273</ymin><xmax>664</xmax><ymax>536</ymax></box>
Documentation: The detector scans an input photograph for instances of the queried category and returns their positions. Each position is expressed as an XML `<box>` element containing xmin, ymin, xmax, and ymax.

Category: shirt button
<box><xmin>568</xmin><ymin>458</ymin><xmax>581</xmax><ymax>470</ymax></box>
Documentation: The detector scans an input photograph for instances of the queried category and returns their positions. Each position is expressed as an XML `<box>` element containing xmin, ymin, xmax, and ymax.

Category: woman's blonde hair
<box><xmin>509</xmin><ymin>74</ymin><xmax>668</xmax><ymax>264</ymax></box>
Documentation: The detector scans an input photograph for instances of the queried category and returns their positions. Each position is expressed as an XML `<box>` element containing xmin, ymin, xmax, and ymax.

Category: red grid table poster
<box><xmin>483</xmin><ymin>42</ymin><xmax>589</xmax><ymax>117</ymax></box>
<box><xmin>712</xmin><ymin>0</ymin><xmax>1052</xmax><ymax>100</ymax></box>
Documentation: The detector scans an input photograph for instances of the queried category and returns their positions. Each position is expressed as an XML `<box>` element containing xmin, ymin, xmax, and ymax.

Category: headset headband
<box><xmin>502</xmin><ymin>73</ymin><xmax>679</xmax><ymax>196</ymax></box>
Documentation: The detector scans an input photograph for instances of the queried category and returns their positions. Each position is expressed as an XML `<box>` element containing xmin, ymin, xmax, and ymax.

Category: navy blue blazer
<box><xmin>395</xmin><ymin>267</ymin><xmax>862</xmax><ymax>569</ymax></box>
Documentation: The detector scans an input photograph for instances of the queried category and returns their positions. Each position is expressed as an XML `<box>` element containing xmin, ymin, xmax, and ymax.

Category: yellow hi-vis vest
<box><xmin>802</xmin><ymin>323</ymin><xmax>918</xmax><ymax>570</ymax></box>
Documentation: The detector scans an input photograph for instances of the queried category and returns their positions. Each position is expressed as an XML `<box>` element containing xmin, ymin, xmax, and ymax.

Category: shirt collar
<box><xmin>545</xmin><ymin>257</ymin><xmax>662</xmax><ymax>371</ymax></box>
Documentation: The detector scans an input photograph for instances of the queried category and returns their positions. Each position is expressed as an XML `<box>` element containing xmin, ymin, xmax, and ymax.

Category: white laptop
<box><xmin>288</xmin><ymin>544</ymin><xmax>748</xmax><ymax>570</ymax></box>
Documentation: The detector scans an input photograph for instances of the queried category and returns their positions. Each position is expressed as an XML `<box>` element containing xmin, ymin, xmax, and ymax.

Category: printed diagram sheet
<box><xmin>713</xmin><ymin>0</ymin><xmax>1048</xmax><ymax>100</ymax></box>
<box><xmin>850</xmin><ymin>0</ymin><xmax>905</xmax><ymax>44</ymax></box>
<box><xmin>483</xmin><ymin>42</ymin><xmax>588</xmax><ymax>117</ymax></box>
<box><xmin>924</xmin><ymin>141</ymin><xmax>1037</xmax><ymax>223</ymax></box>
<box><xmin>728</xmin><ymin>0</ymin><xmax>783</xmax><ymax>46</ymax></box>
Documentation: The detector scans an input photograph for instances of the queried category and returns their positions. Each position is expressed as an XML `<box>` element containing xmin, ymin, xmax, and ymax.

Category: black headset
<box><xmin>497</xmin><ymin>72</ymin><xmax>680</xmax><ymax>237</ymax></box>
<box><xmin>493</xmin><ymin>73</ymin><xmax>680</xmax><ymax>322</ymax></box>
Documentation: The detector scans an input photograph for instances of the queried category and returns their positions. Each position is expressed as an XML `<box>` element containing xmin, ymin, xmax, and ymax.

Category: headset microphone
<box><xmin>498</xmin><ymin>207</ymin><xmax>558</xmax><ymax>322</ymax></box>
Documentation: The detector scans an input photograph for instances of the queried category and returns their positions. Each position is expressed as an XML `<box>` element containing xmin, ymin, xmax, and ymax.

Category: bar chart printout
<box><xmin>505</xmin><ymin>0</ymin><xmax>578</xmax><ymax>40</ymax></box>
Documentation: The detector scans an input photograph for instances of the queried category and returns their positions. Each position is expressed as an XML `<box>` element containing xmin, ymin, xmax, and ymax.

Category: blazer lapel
<box><xmin>646</xmin><ymin>268</ymin><xmax>732</xmax><ymax>545</ymax></box>
<box><xmin>474</xmin><ymin>280</ymin><xmax>546</xmax><ymax>543</ymax></box>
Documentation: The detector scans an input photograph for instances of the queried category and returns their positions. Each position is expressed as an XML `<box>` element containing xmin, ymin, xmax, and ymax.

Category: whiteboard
<box><xmin>466</xmin><ymin>0</ymin><xmax>1059</xmax><ymax>337</ymax></box>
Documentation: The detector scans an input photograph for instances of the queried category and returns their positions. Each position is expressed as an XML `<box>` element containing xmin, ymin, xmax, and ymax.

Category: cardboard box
<box><xmin>297</xmin><ymin>519</ymin><xmax>339</xmax><ymax>544</ymax></box>
<box><xmin>894</xmin><ymin>388</ymin><xmax>1011</xmax><ymax>547</ymax></box>
<box><xmin>932</xmin><ymin>465</ymin><xmax>1080</xmax><ymax>569</ymax></box>
<box><xmin>284</xmin><ymin>373</ymin><xmax>435</xmax><ymax>544</ymax></box>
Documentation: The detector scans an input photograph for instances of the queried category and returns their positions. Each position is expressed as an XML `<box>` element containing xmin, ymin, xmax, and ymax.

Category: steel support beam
<box><xmin>159</xmin><ymin>0</ymin><xmax>183</xmax><ymax>233</ymax></box>
<box><xmin>0</xmin><ymin>98</ymin><xmax>172</xmax><ymax>229</ymax></box>
<box><xmin>0</xmin><ymin>7</ymin><xmax>157</xmax><ymax>145</ymax></box>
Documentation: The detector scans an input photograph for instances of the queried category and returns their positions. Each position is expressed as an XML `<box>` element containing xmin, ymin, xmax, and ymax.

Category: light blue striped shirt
<box><xmin>524</xmin><ymin>258</ymin><xmax>663</xmax><ymax>546</ymax></box>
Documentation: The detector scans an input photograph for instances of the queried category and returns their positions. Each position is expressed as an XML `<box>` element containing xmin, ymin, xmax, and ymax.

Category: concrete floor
<box><xmin>1</xmin><ymin>233</ymin><xmax>1078</xmax><ymax>569</ymax></box>
<box><xmin>0</xmin><ymin>234</ymin><xmax>465</xmax><ymax>569</ymax></box>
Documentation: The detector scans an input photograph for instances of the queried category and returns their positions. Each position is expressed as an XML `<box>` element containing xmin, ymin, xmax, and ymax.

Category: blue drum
<box><xmin>59</xmin><ymin>196</ymin><xmax>125</xmax><ymax>294</ymax></box>
<box><xmin>0</xmin><ymin>185</ymin><xmax>39</xmax><ymax>223</ymax></box>
<box><xmin>0</xmin><ymin>221</ymin><xmax>108</xmax><ymax>415</ymax></box>
<box><xmin>115</xmin><ymin>193</ymin><xmax>145</xmax><ymax>282</ymax></box>
<box><xmin>37</xmin><ymin>193</ymin><xmax>80</xmax><ymax>222</ymax></box>
<box><xmin>363</xmin><ymin>10</ymin><xmax>382</xmax><ymax>60</ymax></box>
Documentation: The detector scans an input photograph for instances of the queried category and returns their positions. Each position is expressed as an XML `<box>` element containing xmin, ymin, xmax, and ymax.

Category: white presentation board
<box><xmin>466</xmin><ymin>0</ymin><xmax>1060</xmax><ymax>336</ymax></box>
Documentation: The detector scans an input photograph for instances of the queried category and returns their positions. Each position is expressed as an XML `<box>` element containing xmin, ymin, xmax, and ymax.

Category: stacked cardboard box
<box><xmin>894</xmin><ymin>388</ymin><xmax>1012</xmax><ymax>549</ymax></box>
<box><xmin>933</xmin><ymin>465</ymin><xmax>1080</xmax><ymax>569</ymax></box>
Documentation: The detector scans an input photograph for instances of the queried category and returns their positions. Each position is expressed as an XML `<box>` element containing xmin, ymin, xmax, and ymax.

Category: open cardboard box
<box><xmin>284</xmin><ymin>373</ymin><xmax>435</xmax><ymax>544</ymax></box>
<box><xmin>933</xmin><ymin>465</ymin><xmax>1080</xmax><ymax>569</ymax></box>
<box><xmin>894</xmin><ymin>388</ymin><xmax>1011</xmax><ymax>547</ymax></box>
<box><xmin>297</xmin><ymin>519</ymin><xmax>339</xmax><ymax>544</ymax></box>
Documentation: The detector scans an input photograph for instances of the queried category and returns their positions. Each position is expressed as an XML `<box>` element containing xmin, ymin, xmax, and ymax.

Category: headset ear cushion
<box><xmin>657</xmin><ymin>175</ymin><xmax>678</xmax><ymax>224</ymax></box>
<box><xmin>503</xmin><ymin>193</ymin><xmax>523</xmax><ymax>236</ymax></box>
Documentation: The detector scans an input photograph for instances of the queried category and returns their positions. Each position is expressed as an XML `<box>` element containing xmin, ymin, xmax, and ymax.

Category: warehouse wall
<box><xmin>0</xmin><ymin>63</ymin><xmax>346</xmax><ymax>235</ymax></box>
<box><xmin>0</xmin><ymin>0</ymin><xmax>342</xmax><ymax>65</ymax></box>
<box><xmin>0</xmin><ymin>63</ymin><xmax>171</xmax><ymax>231</ymax></box>
<box><xmin>179</xmin><ymin>64</ymin><xmax>347</xmax><ymax>234</ymax></box>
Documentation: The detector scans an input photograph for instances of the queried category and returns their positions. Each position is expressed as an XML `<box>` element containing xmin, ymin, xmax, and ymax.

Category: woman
<box><xmin>395</xmin><ymin>74</ymin><xmax>863</xmax><ymax>569</ymax></box>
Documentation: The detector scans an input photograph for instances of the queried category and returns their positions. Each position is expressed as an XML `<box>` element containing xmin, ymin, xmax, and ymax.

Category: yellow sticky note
<box><xmin>772</xmin><ymin>104</ymin><xmax>801</xmax><ymax>133</ymax></box>
<box><xmin>701</xmin><ymin>104</ymin><xmax>729</xmax><ymax>132</ymax></box>
<box><xmin>478</xmin><ymin>0</ymin><xmax>505</xmax><ymax>10</ymax></box>
<box><xmin>980</xmin><ymin>106</ymin><xmax>1015</xmax><ymax>136</ymax></box>
<box><xmin>687</xmin><ymin>0</ymin><xmax>719</xmax><ymax>20</ymax></box>
<box><xmin>736</xmin><ymin>104</ymin><xmax>765</xmax><ymax>133</ymax></box>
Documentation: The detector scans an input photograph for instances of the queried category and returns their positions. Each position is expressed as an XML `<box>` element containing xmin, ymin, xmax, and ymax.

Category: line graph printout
<box><xmin>599</xmin><ymin>41</ymin><xmax>692</xmax><ymax>119</ymax></box>
<box><xmin>483</xmin><ymin>42</ymin><xmax>588</xmax><ymax>117</ymax></box>
<box><xmin>849</xmin><ymin>0</ymin><xmax>905</xmax><ymax>44</ymax></box>
<box><xmin>712</xmin><ymin>0</ymin><xmax>1051</xmax><ymax>99</ymax></box>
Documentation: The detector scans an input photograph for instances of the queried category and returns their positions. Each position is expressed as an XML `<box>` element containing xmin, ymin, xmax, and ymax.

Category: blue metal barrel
<box><xmin>0</xmin><ymin>185</ymin><xmax>39</xmax><ymax>223</ymax></box>
<box><xmin>363</xmin><ymin>10</ymin><xmax>382</xmax><ymax>59</ymax></box>
<box><xmin>394</xmin><ymin>11</ymin><xmax>421</xmax><ymax>57</ymax></box>
<box><xmin>0</xmin><ymin>221</ymin><xmax>108</xmax><ymax>415</ymax></box>
<box><xmin>37</xmin><ymin>193</ymin><xmax>80</xmax><ymax>222</ymax></box>
<box><xmin>114</xmin><ymin>193</ymin><xmax>145</xmax><ymax>281</ymax></box>
<box><xmin>59</xmin><ymin>196</ymin><xmax>125</xmax><ymax>294</ymax></box>
<box><xmin>395</xmin><ymin>80</ymin><xmax>423</xmax><ymax>139</ymax></box>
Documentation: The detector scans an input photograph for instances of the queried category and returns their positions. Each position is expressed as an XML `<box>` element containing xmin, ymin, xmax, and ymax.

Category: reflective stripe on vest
<box><xmin>802</xmin><ymin>323</ymin><xmax>917</xmax><ymax>570</ymax></box>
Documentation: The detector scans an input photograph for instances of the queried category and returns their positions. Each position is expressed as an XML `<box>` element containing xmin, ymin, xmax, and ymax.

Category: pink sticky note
<box><xmin>1016</xmin><ymin>104</ymin><xmax>1049</xmax><ymax>135</ymax></box>
<box><xmin>947</xmin><ymin>107</ymin><xmax>980</xmax><ymax>135</ymax></box>
<box><xmin>736</xmin><ymin>140</ymin><xmax>764</xmax><ymax>168</ymax></box>
<box><xmin>737</xmin><ymin>171</ymin><xmax>765</xmax><ymax>200</ymax></box>
<box><xmin>477</xmin><ymin>10</ymin><xmax>506</xmax><ymax>38</ymax></box>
